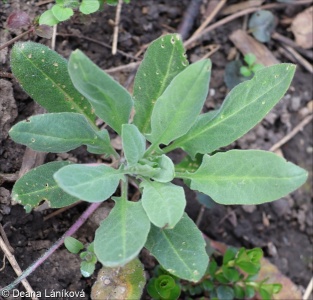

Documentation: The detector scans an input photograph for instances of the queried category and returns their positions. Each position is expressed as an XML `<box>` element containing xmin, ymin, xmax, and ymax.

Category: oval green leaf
<box><xmin>122</xmin><ymin>124</ymin><xmax>146</xmax><ymax>166</ymax></box>
<box><xmin>10</xmin><ymin>42</ymin><xmax>95</xmax><ymax>123</ymax></box>
<box><xmin>145</xmin><ymin>213</ymin><xmax>209</xmax><ymax>282</ymax></box>
<box><xmin>54</xmin><ymin>164</ymin><xmax>123</xmax><ymax>202</ymax></box>
<box><xmin>133</xmin><ymin>33</ymin><xmax>188</xmax><ymax>134</ymax></box>
<box><xmin>94</xmin><ymin>198</ymin><xmax>150</xmax><ymax>267</ymax></box>
<box><xmin>68</xmin><ymin>49</ymin><xmax>133</xmax><ymax>134</ymax></box>
<box><xmin>9</xmin><ymin>112</ymin><xmax>115</xmax><ymax>155</ymax></box>
<box><xmin>149</xmin><ymin>59</ymin><xmax>211</xmax><ymax>145</ymax></box>
<box><xmin>184</xmin><ymin>150</ymin><xmax>308</xmax><ymax>205</ymax></box>
<box><xmin>12</xmin><ymin>161</ymin><xmax>80</xmax><ymax>211</ymax></box>
<box><xmin>51</xmin><ymin>5</ymin><xmax>73</xmax><ymax>21</ymax></box>
<box><xmin>79</xmin><ymin>0</ymin><xmax>100</xmax><ymax>14</ymax></box>
<box><xmin>140</xmin><ymin>180</ymin><xmax>186</xmax><ymax>229</ymax></box>
<box><xmin>171</xmin><ymin>64</ymin><xmax>296</xmax><ymax>158</ymax></box>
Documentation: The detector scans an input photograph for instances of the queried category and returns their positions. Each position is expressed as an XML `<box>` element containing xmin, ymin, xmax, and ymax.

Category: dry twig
<box><xmin>269</xmin><ymin>114</ymin><xmax>313</xmax><ymax>152</ymax></box>
<box><xmin>0</xmin><ymin>237</ymin><xmax>38</xmax><ymax>300</ymax></box>
<box><xmin>112</xmin><ymin>0</ymin><xmax>123</xmax><ymax>55</ymax></box>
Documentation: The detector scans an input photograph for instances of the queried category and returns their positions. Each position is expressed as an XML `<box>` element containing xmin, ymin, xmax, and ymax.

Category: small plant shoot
<box><xmin>9</xmin><ymin>32</ymin><xmax>308</xmax><ymax>298</ymax></box>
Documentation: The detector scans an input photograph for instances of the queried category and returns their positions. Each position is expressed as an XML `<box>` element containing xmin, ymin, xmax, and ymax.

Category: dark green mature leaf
<box><xmin>9</xmin><ymin>113</ymin><xmax>116</xmax><ymax>156</ymax></box>
<box><xmin>54</xmin><ymin>164</ymin><xmax>124</xmax><ymax>202</ymax></box>
<box><xmin>133</xmin><ymin>34</ymin><xmax>188</xmax><ymax>134</ymax></box>
<box><xmin>149</xmin><ymin>59</ymin><xmax>211</xmax><ymax>145</ymax></box>
<box><xmin>12</xmin><ymin>161</ymin><xmax>80</xmax><ymax>211</ymax></box>
<box><xmin>145</xmin><ymin>214</ymin><xmax>209</xmax><ymax>282</ymax></box>
<box><xmin>217</xmin><ymin>286</ymin><xmax>234</xmax><ymax>300</ymax></box>
<box><xmin>122</xmin><ymin>124</ymin><xmax>146</xmax><ymax>166</ymax></box>
<box><xmin>10</xmin><ymin>42</ymin><xmax>95</xmax><ymax>123</ymax></box>
<box><xmin>140</xmin><ymin>180</ymin><xmax>186</xmax><ymax>229</ymax></box>
<box><xmin>68</xmin><ymin>49</ymin><xmax>133</xmax><ymax>134</ymax></box>
<box><xmin>182</xmin><ymin>150</ymin><xmax>308</xmax><ymax>205</ymax></box>
<box><xmin>171</xmin><ymin>64</ymin><xmax>296</xmax><ymax>158</ymax></box>
<box><xmin>94</xmin><ymin>198</ymin><xmax>150</xmax><ymax>267</ymax></box>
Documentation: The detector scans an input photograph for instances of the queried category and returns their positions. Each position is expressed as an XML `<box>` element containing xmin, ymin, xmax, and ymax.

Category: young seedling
<box><xmin>148</xmin><ymin>247</ymin><xmax>281</xmax><ymax>300</ymax></box>
<box><xmin>7</xmin><ymin>33</ymin><xmax>307</xmax><ymax>296</ymax></box>
<box><xmin>240</xmin><ymin>53</ymin><xmax>264</xmax><ymax>77</ymax></box>
<box><xmin>39</xmin><ymin>0</ymin><xmax>130</xmax><ymax>26</ymax></box>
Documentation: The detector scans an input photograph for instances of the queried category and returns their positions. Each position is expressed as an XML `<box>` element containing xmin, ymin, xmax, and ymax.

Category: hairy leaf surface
<box><xmin>12</xmin><ymin>161</ymin><xmax>79</xmax><ymax>211</ymax></box>
<box><xmin>68</xmin><ymin>49</ymin><xmax>133</xmax><ymax>134</ymax></box>
<box><xmin>95</xmin><ymin>198</ymin><xmax>150</xmax><ymax>267</ymax></box>
<box><xmin>10</xmin><ymin>42</ymin><xmax>95</xmax><ymax>123</ymax></box>
<box><xmin>183</xmin><ymin>150</ymin><xmax>308</xmax><ymax>205</ymax></box>
<box><xmin>54</xmin><ymin>164</ymin><xmax>124</xmax><ymax>202</ymax></box>
<box><xmin>133</xmin><ymin>34</ymin><xmax>188</xmax><ymax>134</ymax></box>
<box><xmin>171</xmin><ymin>64</ymin><xmax>296</xmax><ymax>157</ymax></box>
<box><xmin>122</xmin><ymin>124</ymin><xmax>146</xmax><ymax>166</ymax></box>
<box><xmin>149</xmin><ymin>59</ymin><xmax>211</xmax><ymax>145</ymax></box>
<box><xmin>145</xmin><ymin>214</ymin><xmax>208</xmax><ymax>282</ymax></box>
<box><xmin>141</xmin><ymin>180</ymin><xmax>186</xmax><ymax>229</ymax></box>
<box><xmin>9</xmin><ymin>113</ymin><xmax>116</xmax><ymax>155</ymax></box>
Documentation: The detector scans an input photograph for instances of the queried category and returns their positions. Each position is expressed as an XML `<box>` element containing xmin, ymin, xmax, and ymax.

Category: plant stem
<box><xmin>174</xmin><ymin>172</ymin><xmax>189</xmax><ymax>179</ymax></box>
<box><xmin>0</xmin><ymin>28</ymin><xmax>34</xmax><ymax>51</ymax></box>
<box><xmin>162</xmin><ymin>142</ymin><xmax>179</xmax><ymax>154</ymax></box>
<box><xmin>0</xmin><ymin>202</ymin><xmax>102</xmax><ymax>292</ymax></box>
<box><xmin>121</xmin><ymin>176</ymin><xmax>128</xmax><ymax>200</ymax></box>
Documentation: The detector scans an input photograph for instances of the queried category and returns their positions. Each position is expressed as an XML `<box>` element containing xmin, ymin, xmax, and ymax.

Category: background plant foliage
<box><xmin>9</xmin><ymin>33</ymin><xmax>307</xmax><ymax>296</ymax></box>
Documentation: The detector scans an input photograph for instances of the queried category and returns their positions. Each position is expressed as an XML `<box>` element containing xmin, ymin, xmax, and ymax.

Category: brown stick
<box><xmin>269</xmin><ymin>114</ymin><xmax>313</xmax><ymax>152</ymax></box>
<box><xmin>112</xmin><ymin>0</ymin><xmax>123</xmax><ymax>55</ymax></box>
<box><xmin>0</xmin><ymin>237</ymin><xmax>38</xmax><ymax>300</ymax></box>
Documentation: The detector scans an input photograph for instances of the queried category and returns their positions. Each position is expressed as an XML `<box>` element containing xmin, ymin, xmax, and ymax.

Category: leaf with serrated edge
<box><xmin>68</xmin><ymin>49</ymin><xmax>133</xmax><ymax>134</ymax></box>
<box><xmin>171</xmin><ymin>64</ymin><xmax>296</xmax><ymax>158</ymax></box>
<box><xmin>54</xmin><ymin>164</ymin><xmax>124</xmax><ymax>202</ymax></box>
<box><xmin>94</xmin><ymin>198</ymin><xmax>150</xmax><ymax>267</ymax></box>
<box><xmin>10</xmin><ymin>42</ymin><xmax>95</xmax><ymax>123</ymax></box>
<box><xmin>133</xmin><ymin>34</ymin><xmax>188</xmax><ymax>134</ymax></box>
<box><xmin>182</xmin><ymin>150</ymin><xmax>308</xmax><ymax>205</ymax></box>
<box><xmin>12</xmin><ymin>161</ymin><xmax>80</xmax><ymax>211</ymax></box>
<box><xmin>9</xmin><ymin>112</ymin><xmax>115</xmax><ymax>155</ymax></box>
<box><xmin>141</xmin><ymin>180</ymin><xmax>186</xmax><ymax>229</ymax></box>
<box><xmin>149</xmin><ymin>59</ymin><xmax>211</xmax><ymax>145</ymax></box>
<box><xmin>122</xmin><ymin>124</ymin><xmax>146</xmax><ymax>166</ymax></box>
<box><xmin>145</xmin><ymin>213</ymin><xmax>208</xmax><ymax>282</ymax></box>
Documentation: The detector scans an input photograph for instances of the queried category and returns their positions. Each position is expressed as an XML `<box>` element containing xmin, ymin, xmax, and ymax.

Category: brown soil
<box><xmin>0</xmin><ymin>0</ymin><xmax>312</xmax><ymax>299</ymax></box>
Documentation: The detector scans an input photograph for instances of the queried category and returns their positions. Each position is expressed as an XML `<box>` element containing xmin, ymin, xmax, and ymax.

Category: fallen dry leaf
<box><xmin>291</xmin><ymin>6</ymin><xmax>313</xmax><ymax>49</ymax></box>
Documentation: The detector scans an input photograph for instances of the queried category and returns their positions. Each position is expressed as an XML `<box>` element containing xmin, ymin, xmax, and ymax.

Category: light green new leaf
<box><xmin>54</xmin><ymin>164</ymin><xmax>124</xmax><ymax>202</ymax></box>
<box><xmin>149</xmin><ymin>154</ymin><xmax>174</xmax><ymax>182</ymax></box>
<box><xmin>10</xmin><ymin>42</ymin><xmax>95</xmax><ymax>123</ymax></box>
<box><xmin>140</xmin><ymin>180</ymin><xmax>186</xmax><ymax>229</ymax></box>
<box><xmin>12</xmin><ymin>161</ymin><xmax>80</xmax><ymax>211</ymax></box>
<box><xmin>145</xmin><ymin>213</ymin><xmax>209</xmax><ymax>282</ymax></box>
<box><xmin>171</xmin><ymin>64</ymin><xmax>296</xmax><ymax>158</ymax></box>
<box><xmin>9</xmin><ymin>113</ymin><xmax>116</xmax><ymax>156</ymax></box>
<box><xmin>39</xmin><ymin>10</ymin><xmax>59</xmax><ymax>25</ymax></box>
<box><xmin>79</xmin><ymin>0</ymin><xmax>100</xmax><ymax>14</ymax></box>
<box><xmin>182</xmin><ymin>150</ymin><xmax>308</xmax><ymax>205</ymax></box>
<box><xmin>94</xmin><ymin>198</ymin><xmax>150</xmax><ymax>267</ymax></box>
<box><xmin>122</xmin><ymin>124</ymin><xmax>146</xmax><ymax>166</ymax></box>
<box><xmin>133</xmin><ymin>34</ymin><xmax>188</xmax><ymax>134</ymax></box>
<box><xmin>149</xmin><ymin>59</ymin><xmax>211</xmax><ymax>145</ymax></box>
<box><xmin>68</xmin><ymin>49</ymin><xmax>133</xmax><ymax>134</ymax></box>
<box><xmin>51</xmin><ymin>4</ymin><xmax>73</xmax><ymax>21</ymax></box>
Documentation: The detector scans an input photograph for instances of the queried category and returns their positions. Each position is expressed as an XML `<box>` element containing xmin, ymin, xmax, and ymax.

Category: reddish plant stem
<box><xmin>0</xmin><ymin>202</ymin><xmax>102</xmax><ymax>292</ymax></box>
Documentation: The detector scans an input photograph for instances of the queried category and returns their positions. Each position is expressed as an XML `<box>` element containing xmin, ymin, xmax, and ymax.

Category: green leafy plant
<box><xmin>39</xmin><ymin>0</ymin><xmax>130</xmax><ymax>26</ymax></box>
<box><xmin>64</xmin><ymin>237</ymin><xmax>98</xmax><ymax>277</ymax></box>
<box><xmin>239</xmin><ymin>53</ymin><xmax>264</xmax><ymax>77</ymax></box>
<box><xmin>8</xmin><ymin>33</ymin><xmax>307</xmax><ymax>296</ymax></box>
<box><xmin>148</xmin><ymin>247</ymin><xmax>281</xmax><ymax>300</ymax></box>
